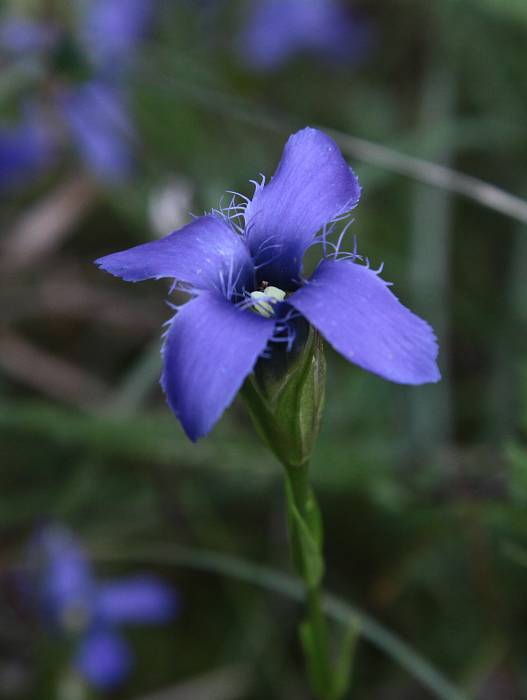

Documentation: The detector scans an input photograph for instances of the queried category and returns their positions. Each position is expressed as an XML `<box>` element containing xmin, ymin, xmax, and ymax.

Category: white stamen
<box><xmin>250</xmin><ymin>286</ymin><xmax>286</xmax><ymax>318</ymax></box>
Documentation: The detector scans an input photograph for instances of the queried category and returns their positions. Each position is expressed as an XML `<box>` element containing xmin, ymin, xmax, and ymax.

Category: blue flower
<box><xmin>29</xmin><ymin>525</ymin><xmax>178</xmax><ymax>691</ymax></box>
<box><xmin>57</xmin><ymin>80</ymin><xmax>136</xmax><ymax>182</ymax></box>
<box><xmin>239</xmin><ymin>0</ymin><xmax>372</xmax><ymax>72</ymax></box>
<box><xmin>0</xmin><ymin>108</ymin><xmax>55</xmax><ymax>192</ymax></box>
<box><xmin>79</xmin><ymin>0</ymin><xmax>153</xmax><ymax>69</ymax></box>
<box><xmin>96</xmin><ymin>127</ymin><xmax>440</xmax><ymax>442</ymax></box>
<box><xmin>67</xmin><ymin>0</ymin><xmax>153</xmax><ymax>180</ymax></box>
<box><xmin>0</xmin><ymin>16</ymin><xmax>56</xmax><ymax>55</ymax></box>
<box><xmin>0</xmin><ymin>0</ymin><xmax>154</xmax><ymax>185</ymax></box>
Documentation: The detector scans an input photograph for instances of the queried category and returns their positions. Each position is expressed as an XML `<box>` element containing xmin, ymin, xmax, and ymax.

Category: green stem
<box><xmin>284</xmin><ymin>463</ymin><xmax>335</xmax><ymax>700</ymax></box>
<box><xmin>306</xmin><ymin>587</ymin><xmax>333</xmax><ymax>695</ymax></box>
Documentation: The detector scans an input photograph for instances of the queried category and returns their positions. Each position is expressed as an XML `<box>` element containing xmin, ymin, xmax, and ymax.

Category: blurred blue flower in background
<box><xmin>29</xmin><ymin>525</ymin><xmax>178</xmax><ymax>690</ymax></box>
<box><xmin>0</xmin><ymin>108</ymin><xmax>55</xmax><ymax>192</ymax></box>
<box><xmin>0</xmin><ymin>0</ymin><xmax>154</xmax><ymax>188</ymax></box>
<box><xmin>0</xmin><ymin>15</ymin><xmax>56</xmax><ymax>55</ymax></box>
<box><xmin>58</xmin><ymin>81</ymin><xmax>136</xmax><ymax>182</ymax></box>
<box><xmin>80</xmin><ymin>0</ymin><xmax>153</xmax><ymax>68</ymax></box>
<box><xmin>97</xmin><ymin>127</ymin><xmax>440</xmax><ymax>442</ymax></box>
<box><xmin>239</xmin><ymin>0</ymin><xmax>372</xmax><ymax>72</ymax></box>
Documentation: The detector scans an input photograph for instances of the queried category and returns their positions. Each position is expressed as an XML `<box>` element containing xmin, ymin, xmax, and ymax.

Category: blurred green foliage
<box><xmin>1</xmin><ymin>1</ymin><xmax>527</xmax><ymax>698</ymax></box>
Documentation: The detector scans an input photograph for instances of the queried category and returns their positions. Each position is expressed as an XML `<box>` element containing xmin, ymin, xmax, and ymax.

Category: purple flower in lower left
<box><xmin>28</xmin><ymin>525</ymin><xmax>178</xmax><ymax>691</ymax></box>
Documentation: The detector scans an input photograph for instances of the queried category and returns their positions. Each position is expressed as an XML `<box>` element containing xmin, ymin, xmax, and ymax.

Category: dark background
<box><xmin>1</xmin><ymin>1</ymin><xmax>527</xmax><ymax>698</ymax></box>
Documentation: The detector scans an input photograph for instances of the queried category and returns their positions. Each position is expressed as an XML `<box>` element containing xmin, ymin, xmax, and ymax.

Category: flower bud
<box><xmin>242</xmin><ymin>319</ymin><xmax>326</xmax><ymax>468</ymax></box>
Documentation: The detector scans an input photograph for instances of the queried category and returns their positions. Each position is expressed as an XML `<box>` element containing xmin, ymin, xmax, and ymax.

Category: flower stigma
<box><xmin>250</xmin><ymin>283</ymin><xmax>286</xmax><ymax>318</ymax></box>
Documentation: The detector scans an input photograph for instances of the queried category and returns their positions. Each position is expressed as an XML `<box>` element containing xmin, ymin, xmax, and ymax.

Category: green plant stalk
<box><xmin>241</xmin><ymin>326</ymin><xmax>347</xmax><ymax>698</ymax></box>
<box><xmin>284</xmin><ymin>461</ymin><xmax>334</xmax><ymax>699</ymax></box>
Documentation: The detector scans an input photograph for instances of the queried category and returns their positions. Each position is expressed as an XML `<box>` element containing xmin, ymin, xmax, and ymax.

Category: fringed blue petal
<box><xmin>290</xmin><ymin>259</ymin><xmax>440</xmax><ymax>385</ymax></box>
<box><xmin>96</xmin><ymin>214</ymin><xmax>254</xmax><ymax>294</ymax></box>
<box><xmin>244</xmin><ymin>128</ymin><xmax>360</xmax><ymax>289</ymax></box>
<box><xmin>161</xmin><ymin>291</ymin><xmax>275</xmax><ymax>440</ymax></box>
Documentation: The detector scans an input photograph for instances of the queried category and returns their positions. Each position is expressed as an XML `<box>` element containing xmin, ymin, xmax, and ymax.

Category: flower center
<box><xmin>61</xmin><ymin>598</ymin><xmax>92</xmax><ymax>633</ymax></box>
<box><xmin>250</xmin><ymin>281</ymin><xmax>286</xmax><ymax>318</ymax></box>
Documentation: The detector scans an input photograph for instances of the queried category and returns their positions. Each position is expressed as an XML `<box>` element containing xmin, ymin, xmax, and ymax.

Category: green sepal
<box><xmin>241</xmin><ymin>323</ymin><xmax>326</xmax><ymax>469</ymax></box>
